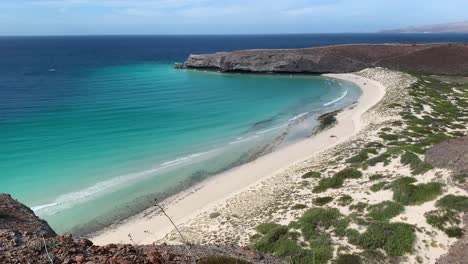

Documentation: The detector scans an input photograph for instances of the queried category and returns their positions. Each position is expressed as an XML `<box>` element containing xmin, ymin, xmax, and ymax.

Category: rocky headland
<box><xmin>0</xmin><ymin>194</ymin><xmax>281</xmax><ymax>264</ymax></box>
<box><xmin>184</xmin><ymin>43</ymin><xmax>468</xmax><ymax>75</ymax></box>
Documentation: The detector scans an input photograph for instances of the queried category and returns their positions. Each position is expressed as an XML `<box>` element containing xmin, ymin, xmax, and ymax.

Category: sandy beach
<box><xmin>91</xmin><ymin>71</ymin><xmax>386</xmax><ymax>245</ymax></box>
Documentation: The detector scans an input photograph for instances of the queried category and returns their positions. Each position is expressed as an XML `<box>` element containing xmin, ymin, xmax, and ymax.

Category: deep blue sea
<box><xmin>1</xmin><ymin>34</ymin><xmax>467</xmax><ymax>234</ymax></box>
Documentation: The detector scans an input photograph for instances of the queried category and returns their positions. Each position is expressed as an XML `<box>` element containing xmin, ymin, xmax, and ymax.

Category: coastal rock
<box><xmin>185</xmin><ymin>43</ymin><xmax>468</xmax><ymax>75</ymax></box>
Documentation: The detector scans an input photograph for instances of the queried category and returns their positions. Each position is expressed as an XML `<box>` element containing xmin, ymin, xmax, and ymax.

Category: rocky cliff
<box><xmin>0</xmin><ymin>194</ymin><xmax>281</xmax><ymax>264</ymax></box>
<box><xmin>184</xmin><ymin>43</ymin><xmax>468</xmax><ymax>75</ymax></box>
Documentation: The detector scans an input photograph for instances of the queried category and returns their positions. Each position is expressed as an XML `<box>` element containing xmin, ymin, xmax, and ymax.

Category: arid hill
<box><xmin>0</xmin><ymin>194</ymin><xmax>282</xmax><ymax>264</ymax></box>
<box><xmin>184</xmin><ymin>43</ymin><xmax>468</xmax><ymax>75</ymax></box>
<box><xmin>382</xmin><ymin>20</ymin><xmax>468</xmax><ymax>33</ymax></box>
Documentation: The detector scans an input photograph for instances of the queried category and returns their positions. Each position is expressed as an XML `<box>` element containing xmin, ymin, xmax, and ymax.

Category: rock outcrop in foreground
<box><xmin>185</xmin><ymin>43</ymin><xmax>468</xmax><ymax>75</ymax></box>
<box><xmin>0</xmin><ymin>194</ymin><xmax>281</xmax><ymax>264</ymax></box>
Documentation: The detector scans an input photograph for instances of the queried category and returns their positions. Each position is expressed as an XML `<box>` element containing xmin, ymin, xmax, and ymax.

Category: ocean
<box><xmin>1</xmin><ymin>34</ymin><xmax>467</xmax><ymax>234</ymax></box>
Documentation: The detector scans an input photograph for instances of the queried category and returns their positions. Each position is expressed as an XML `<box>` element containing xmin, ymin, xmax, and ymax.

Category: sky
<box><xmin>1</xmin><ymin>0</ymin><xmax>468</xmax><ymax>35</ymax></box>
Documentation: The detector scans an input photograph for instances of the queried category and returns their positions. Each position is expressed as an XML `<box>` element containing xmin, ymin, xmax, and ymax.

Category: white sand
<box><xmin>91</xmin><ymin>72</ymin><xmax>386</xmax><ymax>245</ymax></box>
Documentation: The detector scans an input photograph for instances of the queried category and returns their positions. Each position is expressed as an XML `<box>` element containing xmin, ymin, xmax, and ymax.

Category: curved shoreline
<box><xmin>90</xmin><ymin>70</ymin><xmax>386</xmax><ymax>245</ymax></box>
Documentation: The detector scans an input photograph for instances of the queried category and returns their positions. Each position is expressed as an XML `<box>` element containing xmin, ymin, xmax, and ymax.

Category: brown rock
<box><xmin>75</xmin><ymin>255</ymin><xmax>85</xmax><ymax>263</ymax></box>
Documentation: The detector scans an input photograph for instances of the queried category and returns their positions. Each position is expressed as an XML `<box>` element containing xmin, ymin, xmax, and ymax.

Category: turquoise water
<box><xmin>1</xmin><ymin>63</ymin><xmax>360</xmax><ymax>234</ymax></box>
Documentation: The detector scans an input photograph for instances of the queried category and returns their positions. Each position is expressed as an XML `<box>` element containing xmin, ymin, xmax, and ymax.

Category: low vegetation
<box><xmin>252</xmin><ymin>74</ymin><xmax>467</xmax><ymax>263</ymax></box>
<box><xmin>370</xmin><ymin>182</ymin><xmax>387</xmax><ymax>192</ymax></box>
<box><xmin>347</xmin><ymin>222</ymin><xmax>416</xmax><ymax>256</ymax></box>
<box><xmin>337</xmin><ymin>195</ymin><xmax>353</xmax><ymax>206</ymax></box>
<box><xmin>313</xmin><ymin>168</ymin><xmax>362</xmax><ymax>193</ymax></box>
<box><xmin>302</xmin><ymin>171</ymin><xmax>321</xmax><ymax>179</ymax></box>
<box><xmin>313</xmin><ymin>196</ymin><xmax>334</xmax><ymax>206</ymax></box>
<box><xmin>252</xmin><ymin>208</ymin><xmax>350</xmax><ymax>264</ymax></box>
<box><xmin>435</xmin><ymin>195</ymin><xmax>468</xmax><ymax>212</ymax></box>
<box><xmin>198</xmin><ymin>256</ymin><xmax>252</xmax><ymax>264</ymax></box>
<box><xmin>367</xmin><ymin>201</ymin><xmax>405</xmax><ymax>221</ymax></box>
<box><xmin>391</xmin><ymin>178</ymin><xmax>444</xmax><ymax>205</ymax></box>
<box><xmin>425</xmin><ymin>209</ymin><xmax>463</xmax><ymax>238</ymax></box>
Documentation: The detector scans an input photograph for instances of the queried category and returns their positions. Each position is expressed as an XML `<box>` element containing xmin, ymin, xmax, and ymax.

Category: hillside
<box><xmin>0</xmin><ymin>194</ymin><xmax>281</xmax><ymax>264</ymax></box>
<box><xmin>184</xmin><ymin>43</ymin><xmax>468</xmax><ymax>75</ymax></box>
<box><xmin>382</xmin><ymin>21</ymin><xmax>468</xmax><ymax>33</ymax></box>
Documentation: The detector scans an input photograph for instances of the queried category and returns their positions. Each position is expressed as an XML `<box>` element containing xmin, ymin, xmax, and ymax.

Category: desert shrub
<box><xmin>346</xmin><ymin>150</ymin><xmax>369</xmax><ymax>163</ymax></box>
<box><xmin>400</xmin><ymin>151</ymin><xmax>432</xmax><ymax>175</ymax></box>
<box><xmin>313</xmin><ymin>168</ymin><xmax>362</xmax><ymax>192</ymax></box>
<box><xmin>436</xmin><ymin>195</ymin><xmax>468</xmax><ymax>212</ymax></box>
<box><xmin>369</xmin><ymin>174</ymin><xmax>384</xmax><ymax>181</ymax></box>
<box><xmin>314</xmin><ymin>196</ymin><xmax>334</xmax><ymax>206</ymax></box>
<box><xmin>335</xmin><ymin>168</ymin><xmax>362</xmax><ymax>179</ymax></box>
<box><xmin>425</xmin><ymin>209</ymin><xmax>461</xmax><ymax>232</ymax></box>
<box><xmin>392</xmin><ymin>180</ymin><xmax>443</xmax><ymax>206</ymax></box>
<box><xmin>255</xmin><ymin>223</ymin><xmax>283</xmax><ymax>235</ymax></box>
<box><xmin>302</xmin><ymin>171</ymin><xmax>321</xmax><ymax>179</ymax></box>
<box><xmin>379</xmin><ymin>134</ymin><xmax>399</xmax><ymax>141</ymax></box>
<box><xmin>299</xmin><ymin>208</ymin><xmax>345</xmax><ymax>241</ymax></box>
<box><xmin>198</xmin><ymin>256</ymin><xmax>251</xmax><ymax>264</ymax></box>
<box><xmin>335</xmin><ymin>254</ymin><xmax>362</xmax><ymax>264</ymax></box>
<box><xmin>357</xmin><ymin>222</ymin><xmax>416</xmax><ymax>256</ymax></box>
<box><xmin>366</xmin><ymin>152</ymin><xmax>392</xmax><ymax>166</ymax></box>
<box><xmin>291</xmin><ymin>204</ymin><xmax>307</xmax><ymax>210</ymax></box>
<box><xmin>252</xmin><ymin>224</ymin><xmax>289</xmax><ymax>252</ymax></box>
<box><xmin>367</xmin><ymin>201</ymin><xmax>404</xmax><ymax>221</ymax></box>
<box><xmin>349</xmin><ymin>202</ymin><xmax>368</xmax><ymax>213</ymax></box>
<box><xmin>337</xmin><ymin>195</ymin><xmax>353</xmax><ymax>206</ymax></box>
<box><xmin>444</xmin><ymin>227</ymin><xmax>464</xmax><ymax>238</ymax></box>
<box><xmin>313</xmin><ymin>176</ymin><xmax>344</xmax><ymax>193</ymax></box>
<box><xmin>370</xmin><ymin>182</ymin><xmax>387</xmax><ymax>192</ymax></box>
<box><xmin>345</xmin><ymin>228</ymin><xmax>361</xmax><ymax>245</ymax></box>
<box><xmin>209</xmin><ymin>212</ymin><xmax>221</xmax><ymax>218</ymax></box>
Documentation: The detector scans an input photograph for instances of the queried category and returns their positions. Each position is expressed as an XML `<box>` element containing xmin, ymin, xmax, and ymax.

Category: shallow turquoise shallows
<box><xmin>0</xmin><ymin>63</ymin><xmax>361</xmax><ymax>234</ymax></box>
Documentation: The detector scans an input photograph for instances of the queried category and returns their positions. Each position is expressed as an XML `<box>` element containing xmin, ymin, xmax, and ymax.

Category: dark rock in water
<box><xmin>315</xmin><ymin>109</ymin><xmax>342</xmax><ymax>133</ymax></box>
<box><xmin>174</xmin><ymin>62</ymin><xmax>185</xmax><ymax>69</ymax></box>
<box><xmin>0</xmin><ymin>193</ymin><xmax>282</xmax><ymax>264</ymax></box>
<box><xmin>185</xmin><ymin>43</ymin><xmax>468</xmax><ymax>75</ymax></box>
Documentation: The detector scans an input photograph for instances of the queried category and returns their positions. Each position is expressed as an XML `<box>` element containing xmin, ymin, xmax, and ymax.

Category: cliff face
<box><xmin>0</xmin><ymin>194</ymin><xmax>281</xmax><ymax>264</ymax></box>
<box><xmin>185</xmin><ymin>43</ymin><xmax>468</xmax><ymax>75</ymax></box>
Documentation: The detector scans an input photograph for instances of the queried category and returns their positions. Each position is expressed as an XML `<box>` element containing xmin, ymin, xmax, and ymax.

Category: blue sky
<box><xmin>1</xmin><ymin>0</ymin><xmax>468</xmax><ymax>35</ymax></box>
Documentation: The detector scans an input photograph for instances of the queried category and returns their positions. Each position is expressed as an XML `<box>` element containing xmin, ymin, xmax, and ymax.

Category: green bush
<box><xmin>392</xmin><ymin>180</ymin><xmax>444</xmax><ymax>206</ymax></box>
<box><xmin>299</xmin><ymin>208</ymin><xmax>344</xmax><ymax>241</ymax></box>
<box><xmin>337</xmin><ymin>195</ymin><xmax>353</xmax><ymax>206</ymax></box>
<box><xmin>367</xmin><ymin>201</ymin><xmax>404</xmax><ymax>221</ymax></box>
<box><xmin>369</xmin><ymin>174</ymin><xmax>384</xmax><ymax>181</ymax></box>
<box><xmin>313</xmin><ymin>168</ymin><xmax>362</xmax><ymax>193</ymax></box>
<box><xmin>314</xmin><ymin>196</ymin><xmax>334</xmax><ymax>206</ymax></box>
<box><xmin>255</xmin><ymin>223</ymin><xmax>283</xmax><ymax>235</ymax></box>
<box><xmin>291</xmin><ymin>204</ymin><xmax>307</xmax><ymax>210</ymax></box>
<box><xmin>335</xmin><ymin>254</ymin><xmax>362</xmax><ymax>264</ymax></box>
<box><xmin>335</xmin><ymin>168</ymin><xmax>362</xmax><ymax>179</ymax></box>
<box><xmin>400</xmin><ymin>151</ymin><xmax>433</xmax><ymax>175</ymax></box>
<box><xmin>198</xmin><ymin>256</ymin><xmax>252</xmax><ymax>264</ymax></box>
<box><xmin>436</xmin><ymin>195</ymin><xmax>468</xmax><ymax>212</ymax></box>
<box><xmin>379</xmin><ymin>134</ymin><xmax>399</xmax><ymax>141</ymax></box>
<box><xmin>302</xmin><ymin>171</ymin><xmax>321</xmax><ymax>179</ymax></box>
<box><xmin>345</xmin><ymin>228</ymin><xmax>361</xmax><ymax>245</ymax></box>
<box><xmin>370</xmin><ymin>182</ymin><xmax>387</xmax><ymax>192</ymax></box>
<box><xmin>346</xmin><ymin>150</ymin><xmax>369</xmax><ymax>164</ymax></box>
<box><xmin>445</xmin><ymin>227</ymin><xmax>464</xmax><ymax>238</ymax></box>
<box><xmin>425</xmin><ymin>209</ymin><xmax>461</xmax><ymax>232</ymax></box>
<box><xmin>349</xmin><ymin>202</ymin><xmax>368</xmax><ymax>213</ymax></box>
<box><xmin>357</xmin><ymin>222</ymin><xmax>416</xmax><ymax>256</ymax></box>
<box><xmin>366</xmin><ymin>152</ymin><xmax>392</xmax><ymax>166</ymax></box>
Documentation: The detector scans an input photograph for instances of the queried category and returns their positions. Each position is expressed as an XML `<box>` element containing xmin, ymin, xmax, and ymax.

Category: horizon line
<box><xmin>2</xmin><ymin>32</ymin><xmax>468</xmax><ymax>37</ymax></box>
